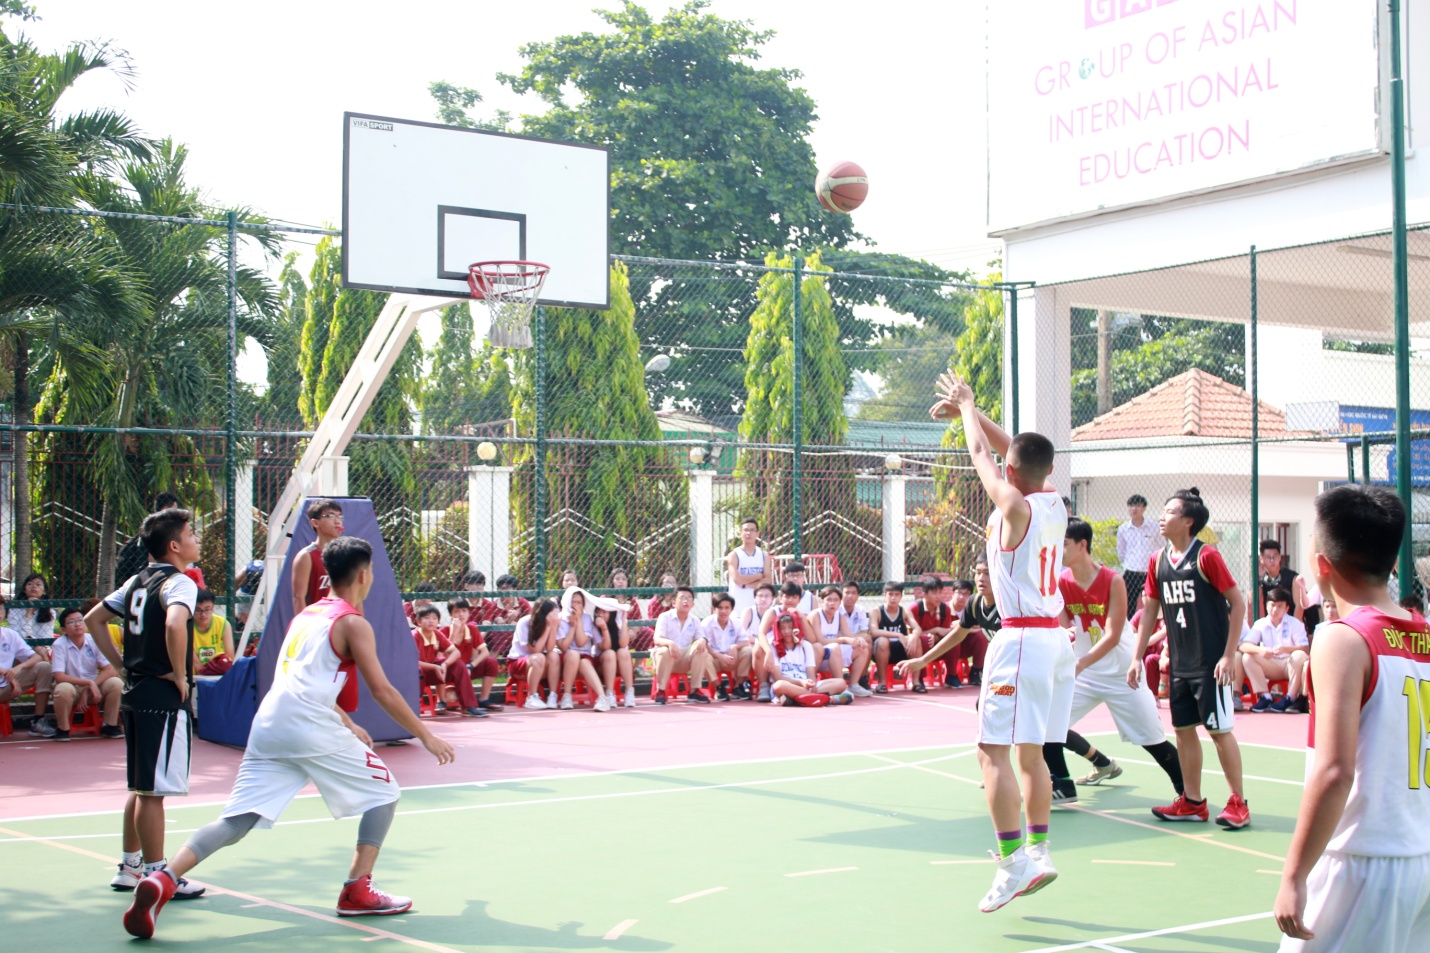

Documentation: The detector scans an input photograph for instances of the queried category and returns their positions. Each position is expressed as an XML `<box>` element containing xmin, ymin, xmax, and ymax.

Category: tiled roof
<box><xmin>1071</xmin><ymin>369</ymin><xmax>1298</xmax><ymax>441</ymax></box>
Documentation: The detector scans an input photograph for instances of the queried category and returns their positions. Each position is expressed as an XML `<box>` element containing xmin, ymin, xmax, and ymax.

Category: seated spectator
<box><xmin>781</xmin><ymin>561</ymin><xmax>816</xmax><ymax>614</ymax></box>
<box><xmin>191</xmin><ymin>590</ymin><xmax>236</xmax><ymax>676</ymax></box>
<box><xmin>486</xmin><ymin>574</ymin><xmax>531</xmax><ymax>624</ymax></box>
<box><xmin>559</xmin><ymin>569</ymin><xmax>580</xmax><ymax>589</ymax></box>
<box><xmin>50</xmin><ymin>607</ymin><xmax>123</xmax><ymax>740</ymax></box>
<box><xmin>412</xmin><ymin>606</ymin><xmax>486</xmax><ymax>718</ymax></box>
<box><xmin>809</xmin><ymin>585</ymin><xmax>871</xmax><ymax>697</ymax></box>
<box><xmin>556</xmin><ymin>588</ymin><xmax>614</xmax><ymax>711</ymax></box>
<box><xmin>457</xmin><ymin>569</ymin><xmax>486</xmax><ymax>592</ymax></box>
<box><xmin>442</xmin><ymin>598</ymin><xmax>502</xmax><ymax>711</ymax></box>
<box><xmin>739</xmin><ymin>583</ymin><xmax>777</xmax><ymax>643</ymax></box>
<box><xmin>646</xmin><ymin>570</ymin><xmax>679</xmax><ymax>620</ymax></box>
<box><xmin>767</xmin><ymin>611</ymin><xmax>851</xmax><ymax>707</ymax></box>
<box><xmin>651</xmin><ymin>585</ymin><xmax>712</xmax><ymax>705</ymax></box>
<box><xmin>233</xmin><ymin>557</ymin><xmax>264</xmax><ymax>629</ymax></box>
<box><xmin>608</xmin><ymin>568</ymin><xmax>642</xmax><ymax>621</ymax></box>
<box><xmin>907</xmin><ymin>575</ymin><xmax>961</xmax><ymax>691</ymax></box>
<box><xmin>404</xmin><ymin>581</ymin><xmax>439</xmax><ymax>624</ymax></box>
<box><xmin>702</xmin><ymin>593</ymin><xmax>751</xmax><ymax>700</ymax></box>
<box><xmin>594</xmin><ymin>604</ymin><xmax>636</xmax><ymax>709</ymax></box>
<box><xmin>0</xmin><ymin>609</ymin><xmax>53</xmax><ymax>737</ymax></box>
<box><xmin>456</xmin><ymin>571</ymin><xmax>498</xmax><ymax>623</ymax></box>
<box><xmin>752</xmin><ymin>582</ymin><xmax>820</xmax><ymax>702</ymax></box>
<box><xmin>509</xmin><ymin>599</ymin><xmax>561</xmax><ymax>710</ymax></box>
<box><xmin>953</xmin><ymin>561</ymin><xmax>998</xmax><ymax>687</ymax></box>
<box><xmin>839</xmin><ymin>581</ymin><xmax>875</xmax><ymax>691</ymax></box>
<box><xmin>871</xmin><ymin>582</ymin><xmax>924</xmax><ymax>693</ymax></box>
<box><xmin>1241</xmin><ymin>587</ymin><xmax>1310</xmax><ymax>713</ymax></box>
<box><xmin>9</xmin><ymin>572</ymin><xmax>55</xmax><ymax>659</ymax></box>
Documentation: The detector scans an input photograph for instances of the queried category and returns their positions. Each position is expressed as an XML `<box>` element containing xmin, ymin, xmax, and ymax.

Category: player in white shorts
<box><xmin>122</xmin><ymin>537</ymin><xmax>455</xmax><ymax>939</ymax></box>
<box><xmin>1043</xmin><ymin>518</ymin><xmax>1184</xmax><ymax>805</ymax></box>
<box><xmin>1275</xmin><ymin>485</ymin><xmax>1430</xmax><ymax>952</ymax></box>
<box><xmin>930</xmin><ymin>372</ymin><xmax>1074</xmax><ymax>914</ymax></box>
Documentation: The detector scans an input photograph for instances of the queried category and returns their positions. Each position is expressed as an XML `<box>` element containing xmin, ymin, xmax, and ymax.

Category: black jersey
<box><xmin>1153</xmin><ymin>540</ymin><xmax>1238</xmax><ymax>678</ymax></box>
<box><xmin>960</xmin><ymin>596</ymin><xmax>1002</xmax><ymax>634</ymax></box>
<box><xmin>117</xmin><ymin>564</ymin><xmax>195</xmax><ymax>710</ymax></box>
<box><xmin>876</xmin><ymin>606</ymin><xmax>910</xmax><ymax>635</ymax></box>
<box><xmin>1258</xmin><ymin>566</ymin><xmax>1298</xmax><ymax>612</ymax></box>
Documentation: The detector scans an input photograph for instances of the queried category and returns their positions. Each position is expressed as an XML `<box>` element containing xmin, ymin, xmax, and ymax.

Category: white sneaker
<box><xmin>593</xmin><ymin>693</ymin><xmax>613</xmax><ymax>712</ymax></box>
<box><xmin>1075</xmin><ymin>760</ymin><xmax>1123</xmax><ymax>785</ymax></box>
<box><xmin>848</xmin><ymin>682</ymin><xmax>872</xmax><ymax>697</ymax></box>
<box><xmin>110</xmin><ymin>860</ymin><xmax>144</xmax><ymax>890</ymax></box>
<box><xmin>978</xmin><ymin>846</ymin><xmax>1048</xmax><ymax>913</ymax></box>
<box><xmin>1022</xmin><ymin>841</ymin><xmax>1058</xmax><ymax>896</ymax></box>
<box><xmin>546</xmin><ymin>691</ymin><xmax>559</xmax><ymax>708</ymax></box>
<box><xmin>559</xmin><ymin>693</ymin><xmax>575</xmax><ymax>710</ymax></box>
<box><xmin>605</xmin><ymin>691</ymin><xmax>617</xmax><ymax>708</ymax></box>
<box><xmin>623</xmin><ymin>689</ymin><xmax>637</xmax><ymax>708</ymax></box>
<box><xmin>523</xmin><ymin>695</ymin><xmax>548</xmax><ymax>710</ymax></box>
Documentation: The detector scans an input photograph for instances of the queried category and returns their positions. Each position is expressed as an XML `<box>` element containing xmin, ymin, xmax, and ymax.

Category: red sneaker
<box><xmin>336</xmin><ymin>875</ymin><xmax>413</xmax><ymax>917</ymax></box>
<box><xmin>796</xmin><ymin>693</ymin><xmax>830</xmax><ymax>708</ymax></box>
<box><xmin>1151</xmin><ymin>794</ymin><xmax>1209</xmax><ymax>822</ymax></box>
<box><xmin>123</xmin><ymin>870</ymin><xmax>177</xmax><ymax>938</ymax></box>
<box><xmin>1215</xmin><ymin>793</ymin><xmax>1251</xmax><ymax>829</ymax></box>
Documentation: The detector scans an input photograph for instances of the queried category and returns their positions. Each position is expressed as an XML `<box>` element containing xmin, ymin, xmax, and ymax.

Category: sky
<box><xmin>17</xmin><ymin>0</ymin><xmax>1000</xmax><ymax>275</ymax></box>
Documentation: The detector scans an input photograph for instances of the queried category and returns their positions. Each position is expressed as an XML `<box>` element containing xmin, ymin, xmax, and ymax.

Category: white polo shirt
<box><xmin>1246</xmin><ymin>615</ymin><xmax>1309</xmax><ymax>652</ymax></box>
<box><xmin>1117</xmin><ymin>519</ymin><xmax>1161</xmax><ymax>574</ymax></box>
<box><xmin>655</xmin><ymin>609</ymin><xmax>703</xmax><ymax>650</ymax></box>
<box><xmin>702</xmin><ymin>614</ymin><xmax>744</xmax><ymax>653</ymax></box>
<box><xmin>0</xmin><ymin>627</ymin><xmax>36</xmax><ymax>690</ymax></box>
<box><xmin>50</xmin><ymin>633</ymin><xmax>107</xmax><ymax>682</ymax></box>
<box><xmin>840</xmin><ymin>604</ymin><xmax>869</xmax><ymax>636</ymax></box>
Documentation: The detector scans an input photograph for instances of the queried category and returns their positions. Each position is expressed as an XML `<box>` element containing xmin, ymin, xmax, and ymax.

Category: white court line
<box><xmin>784</xmin><ymin>867</ymin><xmax>857</xmax><ymax>877</ymax></box>
<box><xmin>930</xmin><ymin>859</ymin><xmax>990</xmax><ymax>865</ymax></box>
<box><xmin>604</xmin><ymin>918</ymin><xmax>638</xmax><ymax>939</ymax></box>
<box><xmin>1256</xmin><ymin>869</ymin><xmax>1282</xmax><ymax>875</ymax></box>
<box><xmin>1089</xmin><ymin>944</ymin><xmax>1136</xmax><ymax>953</ymax></box>
<box><xmin>1022</xmin><ymin>911</ymin><xmax>1273</xmax><ymax>952</ymax></box>
<box><xmin>1116</xmin><ymin>756</ymin><xmax>1303</xmax><ymax>787</ymax></box>
<box><xmin>669</xmin><ymin>887</ymin><xmax>726</xmax><ymax>903</ymax></box>
<box><xmin>0</xmin><ymin>741</ymin><xmax>975</xmax><ymax>823</ymax></box>
<box><xmin>1090</xmin><ymin>859</ymin><xmax>1173</xmax><ymax>867</ymax></box>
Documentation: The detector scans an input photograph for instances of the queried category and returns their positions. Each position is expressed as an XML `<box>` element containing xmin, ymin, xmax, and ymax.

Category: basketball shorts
<box><xmin>124</xmin><ymin>706</ymin><xmax>191</xmax><ymax>797</ymax></box>
<box><xmin>976</xmin><ymin>627</ymin><xmax>1076</xmax><ymax>746</ymax></box>
<box><xmin>820</xmin><ymin>644</ymin><xmax>854</xmax><ymax>671</ymax></box>
<box><xmin>1280</xmin><ymin>850</ymin><xmax>1430</xmax><ymax>953</ymax></box>
<box><xmin>882</xmin><ymin>638</ymin><xmax>911</xmax><ymax>664</ymax></box>
<box><xmin>1169</xmin><ymin>674</ymin><xmax>1235</xmax><ymax>733</ymax></box>
<box><xmin>222</xmin><ymin>738</ymin><xmax>400</xmax><ymax>828</ymax></box>
<box><xmin>1069</xmin><ymin>669</ymin><xmax>1166</xmax><ymax>746</ymax></box>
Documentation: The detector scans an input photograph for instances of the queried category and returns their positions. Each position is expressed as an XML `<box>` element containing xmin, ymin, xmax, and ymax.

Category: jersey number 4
<box><xmin>1405</xmin><ymin>677</ymin><xmax>1430</xmax><ymax>790</ymax></box>
<box><xmin>1037</xmin><ymin>547</ymin><xmax>1058</xmax><ymax>597</ymax></box>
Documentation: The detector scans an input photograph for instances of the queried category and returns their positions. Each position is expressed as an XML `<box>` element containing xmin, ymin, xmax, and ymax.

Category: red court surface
<box><xmin>0</xmin><ymin>690</ymin><xmax>1309</xmax><ymax>821</ymax></box>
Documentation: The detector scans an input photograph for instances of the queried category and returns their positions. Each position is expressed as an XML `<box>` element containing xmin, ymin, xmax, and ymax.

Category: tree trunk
<box><xmin>1096</xmin><ymin>310</ymin><xmax>1113</xmax><ymax>415</ymax></box>
<box><xmin>12</xmin><ymin>331</ymin><xmax>30</xmax><ymax>582</ymax></box>
<box><xmin>94</xmin><ymin>373</ymin><xmax>138</xmax><ymax>596</ymax></box>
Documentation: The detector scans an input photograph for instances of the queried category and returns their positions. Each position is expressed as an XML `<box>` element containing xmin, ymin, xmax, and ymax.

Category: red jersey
<box><xmin>909</xmin><ymin>600</ymin><xmax>952</xmax><ymax>631</ymax></box>
<box><xmin>1059</xmin><ymin>566</ymin><xmax>1126</xmax><ymax>675</ymax></box>
<box><xmin>413</xmin><ymin>630</ymin><xmax>452</xmax><ymax>666</ymax></box>
<box><xmin>301</xmin><ymin>544</ymin><xmax>330</xmax><ymax>606</ymax></box>
<box><xmin>439</xmin><ymin>622</ymin><xmax>485</xmax><ymax>665</ymax></box>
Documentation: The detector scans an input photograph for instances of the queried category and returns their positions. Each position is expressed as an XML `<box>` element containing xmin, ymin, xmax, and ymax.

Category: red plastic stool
<box><xmin>0</xmin><ymin>705</ymin><xmax>12</xmax><ymax>738</ymax></box>
<box><xmin>660</xmin><ymin>674</ymin><xmax>690</xmax><ymax>700</ymax></box>
<box><xmin>504</xmin><ymin>676</ymin><xmax>529</xmax><ymax>707</ymax></box>
<box><xmin>70</xmin><ymin>704</ymin><xmax>102</xmax><ymax>737</ymax></box>
<box><xmin>569</xmin><ymin>677</ymin><xmax>600</xmax><ymax>707</ymax></box>
<box><xmin>418</xmin><ymin>685</ymin><xmax>438</xmax><ymax>716</ymax></box>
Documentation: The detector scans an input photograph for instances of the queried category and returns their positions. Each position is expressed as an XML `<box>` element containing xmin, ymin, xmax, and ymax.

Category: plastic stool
<box><xmin>0</xmin><ymin>705</ymin><xmax>11</xmax><ymax>738</ymax></box>
<box><xmin>70</xmin><ymin>704</ymin><xmax>102</xmax><ymax>737</ymax></box>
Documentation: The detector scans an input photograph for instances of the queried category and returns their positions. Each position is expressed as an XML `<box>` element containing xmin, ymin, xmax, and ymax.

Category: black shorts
<box><xmin>1168</xmin><ymin>675</ymin><xmax>1235</xmax><ymax>733</ymax></box>
<box><xmin>881</xmin><ymin>637</ymin><xmax>911</xmax><ymax>664</ymax></box>
<box><xmin>122</xmin><ymin>705</ymin><xmax>192</xmax><ymax>796</ymax></box>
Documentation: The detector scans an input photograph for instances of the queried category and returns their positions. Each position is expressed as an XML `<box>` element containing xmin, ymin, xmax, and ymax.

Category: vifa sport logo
<box><xmin>351</xmin><ymin>118</ymin><xmax>393</xmax><ymax>132</ymax></box>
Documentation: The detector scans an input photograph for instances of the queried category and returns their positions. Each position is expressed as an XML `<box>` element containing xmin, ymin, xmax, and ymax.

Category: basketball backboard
<box><xmin>342</xmin><ymin>113</ymin><xmax>610</xmax><ymax>309</ymax></box>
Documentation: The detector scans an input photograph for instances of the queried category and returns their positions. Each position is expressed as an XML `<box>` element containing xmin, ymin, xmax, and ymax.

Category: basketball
<box><xmin>815</xmin><ymin>161</ymin><xmax>868</xmax><ymax>213</ymax></box>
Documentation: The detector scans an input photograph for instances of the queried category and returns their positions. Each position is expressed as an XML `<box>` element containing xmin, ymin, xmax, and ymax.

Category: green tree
<box><xmin>428</xmin><ymin>81</ymin><xmax>510</xmax><ymax>131</ymax></box>
<box><xmin>510</xmin><ymin>262</ymin><xmax>681</xmax><ymax>585</ymax></box>
<box><xmin>421</xmin><ymin>308</ymin><xmax>515</xmax><ymax>435</ymax></box>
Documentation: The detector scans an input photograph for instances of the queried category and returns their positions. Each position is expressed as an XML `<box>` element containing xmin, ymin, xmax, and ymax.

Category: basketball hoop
<box><xmin>467</xmin><ymin>260</ymin><xmax>550</xmax><ymax>349</ymax></box>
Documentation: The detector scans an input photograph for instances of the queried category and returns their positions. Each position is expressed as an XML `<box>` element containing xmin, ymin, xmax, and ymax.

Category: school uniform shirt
<box><xmin>1245</xmin><ymin>614</ymin><xmax>1309</xmax><ymax>652</ymax></box>
<box><xmin>1116</xmin><ymin>519</ymin><xmax>1161</xmax><ymax>574</ymax></box>
<box><xmin>840</xmin><ymin>604</ymin><xmax>870</xmax><ymax>636</ymax></box>
<box><xmin>508</xmin><ymin>615</ymin><xmax>540</xmax><ymax>659</ymax></box>
<box><xmin>50</xmin><ymin>633</ymin><xmax>106</xmax><ymax>682</ymax></box>
<box><xmin>440</xmin><ymin>622</ymin><xmax>486</xmax><ymax>665</ymax></box>
<box><xmin>413</xmin><ymin>630</ymin><xmax>454</xmax><ymax>667</ymax></box>
<box><xmin>654</xmin><ymin>609</ymin><xmax>703</xmax><ymax>650</ymax></box>
<box><xmin>702</xmin><ymin>614</ymin><xmax>744</xmax><ymax>653</ymax></box>
<box><xmin>0</xmin><ymin>627</ymin><xmax>37</xmax><ymax>690</ymax></box>
<box><xmin>559</xmin><ymin>614</ymin><xmax>602</xmax><ymax>656</ymax></box>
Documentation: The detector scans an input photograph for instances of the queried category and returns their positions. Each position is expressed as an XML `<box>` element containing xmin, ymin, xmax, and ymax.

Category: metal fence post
<box><xmin>225</xmin><ymin>211</ymin><xmax>238</xmax><ymax>612</ymax></box>
<box><xmin>1008</xmin><ymin>286</ymin><xmax>1020</xmax><ymax>434</ymax></box>
<box><xmin>1347</xmin><ymin>442</ymin><xmax>1356</xmax><ymax>484</ymax></box>
<box><xmin>1362</xmin><ymin>435</ymin><xmax>1371</xmax><ymax>487</ymax></box>
<box><xmin>1390</xmin><ymin>0</ymin><xmax>1416</xmax><ymax>591</ymax></box>
<box><xmin>1249</xmin><ymin>246</ymin><xmax>1259</xmax><ymax>590</ymax></box>
<box><xmin>791</xmin><ymin>253</ymin><xmax>804</xmax><ymax>561</ymax></box>
<box><xmin>534</xmin><ymin>305</ymin><xmax>548</xmax><ymax>597</ymax></box>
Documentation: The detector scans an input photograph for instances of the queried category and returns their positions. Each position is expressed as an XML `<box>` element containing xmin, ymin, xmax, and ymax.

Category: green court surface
<box><xmin>0</xmin><ymin>736</ymin><xmax>1303</xmax><ymax>952</ymax></box>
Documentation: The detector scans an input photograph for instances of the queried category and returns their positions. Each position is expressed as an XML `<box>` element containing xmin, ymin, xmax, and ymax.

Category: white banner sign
<box><xmin>987</xmin><ymin>0</ymin><xmax>1382</xmax><ymax>232</ymax></box>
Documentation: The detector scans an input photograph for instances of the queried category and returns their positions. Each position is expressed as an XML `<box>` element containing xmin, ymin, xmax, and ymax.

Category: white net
<box><xmin>467</xmin><ymin>261</ymin><xmax>550</xmax><ymax>349</ymax></box>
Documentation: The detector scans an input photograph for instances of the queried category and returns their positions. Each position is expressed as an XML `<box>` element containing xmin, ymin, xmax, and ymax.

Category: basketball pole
<box><xmin>226</xmin><ymin>211</ymin><xmax>239</xmax><ymax>621</ymax></box>
<box><xmin>1390</xmin><ymin>0</ymin><xmax>1415</xmax><ymax>593</ymax></box>
<box><xmin>791</xmin><ymin>253</ymin><xmax>804</xmax><ymax>562</ymax></box>
<box><xmin>1249</xmin><ymin>245</ymin><xmax>1259</xmax><ymax>597</ymax></box>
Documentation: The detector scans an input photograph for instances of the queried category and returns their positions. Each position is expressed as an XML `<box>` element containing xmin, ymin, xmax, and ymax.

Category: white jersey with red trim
<box><xmin>247</xmin><ymin>597</ymin><xmax>361</xmax><ymax>760</ymax></box>
<box><xmin>986</xmin><ymin>491</ymin><xmax>1067</xmax><ymax>621</ymax></box>
<box><xmin>1312</xmin><ymin>606</ymin><xmax>1430</xmax><ymax>857</ymax></box>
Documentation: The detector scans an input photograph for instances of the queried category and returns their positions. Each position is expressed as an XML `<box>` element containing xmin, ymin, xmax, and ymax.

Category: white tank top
<box><xmin>987</xmin><ymin>491</ymin><xmax>1067</xmax><ymax>621</ymax></box>
<box><xmin>248</xmin><ymin>597</ymin><xmax>361</xmax><ymax>759</ymax></box>
<box><xmin>728</xmin><ymin>546</ymin><xmax>766</xmax><ymax>613</ymax></box>
<box><xmin>816</xmin><ymin>609</ymin><xmax>842</xmax><ymax>640</ymax></box>
<box><xmin>1316</xmin><ymin>606</ymin><xmax>1430</xmax><ymax>856</ymax></box>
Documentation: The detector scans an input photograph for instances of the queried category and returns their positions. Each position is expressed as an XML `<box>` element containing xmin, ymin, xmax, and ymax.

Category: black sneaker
<box><xmin>1293</xmin><ymin>695</ymin><xmax>1310</xmax><ymax>714</ymax></box>
<box><xmin>53</xmin><ymin>729</ymin><xmax>70</xmax><ymax>742</ymax></box>
<box><xmin>686</xmin><ymin>689</ymin><xmax>711</xmax><ymax>704</ymax></box>
<box><xmin>944</xmin><ymin>671</ymin><xmax>964</xmax><ymax>688</ymax></box>
<box><xmin>858</xmin><ymin>674</ymin><xmax>871</xmax><ymax>691</ymax></box>
<box><xmin>101</xmin><ymin>724</ymin><xmax>124</xmax><ymax>738</ymax></box>
<box><xmin>968</xmin><ymin>668</ymin><xmax>982</xmax><ymax>687</ymax></box>
<box><xmin>654</xmin><ymin>691</ymin><xmax>668</xmax><ymax>705</ymax></box>
<box><xmin>715</xmin><ymin>684</ymin><xmax>731</xmax><ymax>702</ymax></box>
<box><xmin>478</xmin><ymin>698</ymin><xmax>504</xmax><ymax>711</ymax></box>
<box><xmin>738</xmin><ymin>679</ymin><xmax>752</xmax><ymax>698</ymax></box>
<box><xmin>462</xmin><ymin>707</ymin><xmax>490</xmax><ymax>718</ymax></box>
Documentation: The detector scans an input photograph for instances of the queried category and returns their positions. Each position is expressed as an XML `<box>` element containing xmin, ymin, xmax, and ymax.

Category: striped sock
<box><xmin>1028</xmin><ymin>824</ymin><xmax>1049</xmax><ymax>846</ymax></box>
<box><xmin>996</xmin><ymin>830</ymin><xmax>1023</xmax><ymax>858</ymax></box>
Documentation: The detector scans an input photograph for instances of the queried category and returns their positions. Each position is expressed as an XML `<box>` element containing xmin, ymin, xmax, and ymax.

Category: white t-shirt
<box><xmin>1246</xmin><ymin>615</ymin><xmax>1309</xmax><ymax>652</ymax></box>
<box><xmin>702</xmin><ymin>615</ymin><xmax>743</xmax><ymax>653</ymax></box>
<box><xmin>509</xmin><ymin>615</ymin><xmax>540</xmax><ymax>659</ymax></box>
<box><xmin>840</xmin><ymin>604</ymin><xmax>869</xmax><ymax>636</ymax></box>
<box><xmin>0</xmin><ymin>627</ymin><xmax>36</xmax><ymax>690</ymax></box>
<box><xmin>101</xmin><ymin>568</ymin><xmax>199</xmax><ymax>619</ymax></box>
<box><xmin>775</xmin><ymin>641</ymin><xmax>817</xmax><ymax>681</ymax></box>
<box><xmin>559</xmin><ymin>614</ymin><xmax>602</xmax><ymax>656</ymax></box>
<box><xmin>1116</xmin><ymin>519</ymin><xmax>1161</xmax><ymax>573</ymax></box>
<box><xmin>655</xmin><ymin>609</ymin><xmax>703</xmax><ymax>650</ymax></box>
<box><xmin>50</xmin><ymin>633</ymin><xmax>107</xmax><ymax>682</ymax></box>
